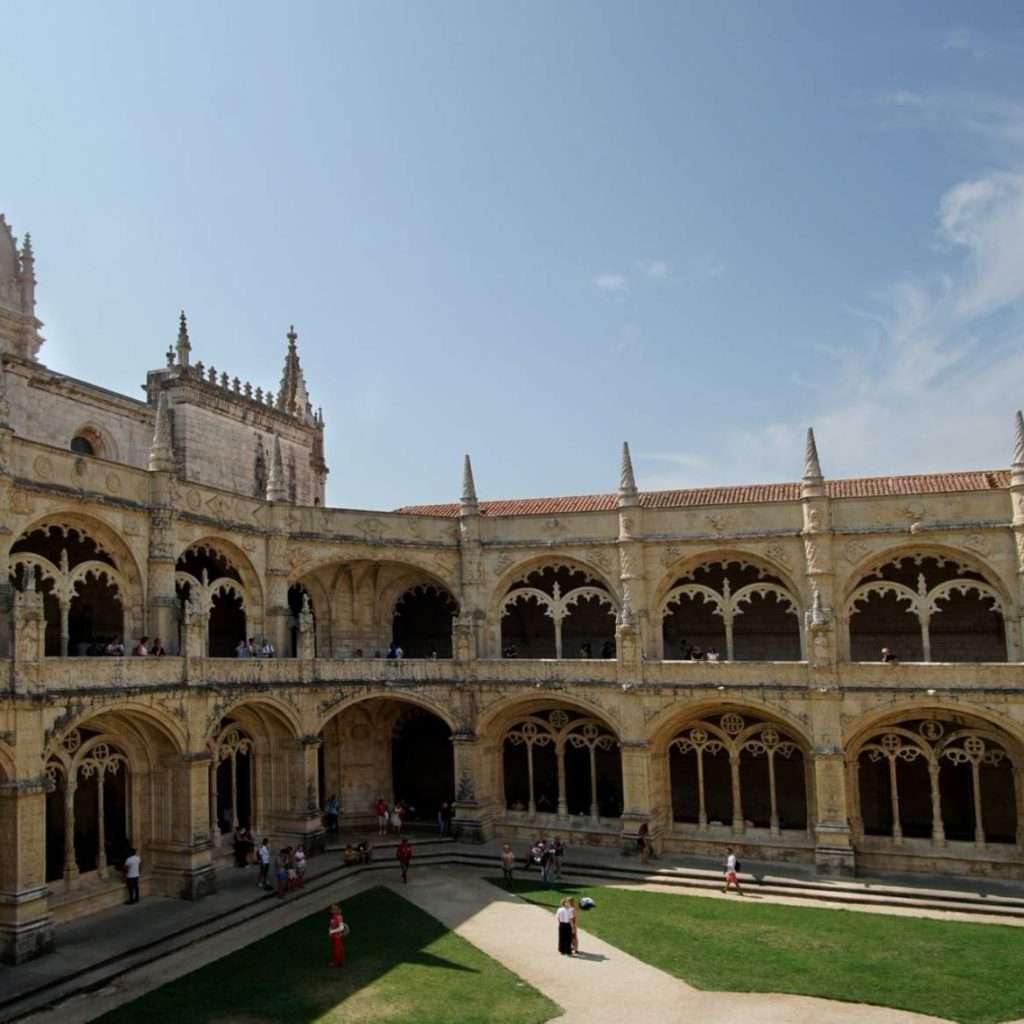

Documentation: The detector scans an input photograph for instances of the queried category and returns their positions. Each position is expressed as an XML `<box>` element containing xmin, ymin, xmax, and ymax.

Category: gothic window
<box><xmin>661</xmin><ymin>559</ymin><xmax>800</xmax><ymax>661</ymax></box>
<box><xmin>500</xmin><ymin>563</ymin><xmax>617</xmax><ymax>659</ymax></box>
<box><xmin>846</xmin><ymin>553</ymin><xmax>1006</xmax><ymax>663</ymax></box>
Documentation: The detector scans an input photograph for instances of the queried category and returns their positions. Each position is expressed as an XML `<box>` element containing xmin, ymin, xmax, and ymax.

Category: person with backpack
<box><xmin>723</xmin><ymin>847</ymin><xmax>744</xmax><ymax>895</ymax></box>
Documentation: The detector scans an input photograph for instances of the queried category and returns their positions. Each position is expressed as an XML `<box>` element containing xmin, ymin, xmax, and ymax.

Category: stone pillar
<box><xmin>181</xmin><ymin>599</ymin><xmax>208</xmax><ymax>682</ymax></box>
<box><xmin>452</xmin><ymin>732</ymin><xmax>491</xmax><ymax>842</ymax></box>
<box><xmin>457</xmin><ymin>456</ymin><xmax>486</xmax><ymax>658</ymax></box>
<box><xmin>267</xmin><ymin>737</ymin><xmax>325</xmax><ymax>856</ymax></box>
<box><xmin>147</xmin><ymin>507</ymin><xmax>180</xmax><ymax>655</ymax></box>
<box><xmin>808</xmin><ymin>689</ymin><xmax>855</xmax><ymax>875</ymax></box>
<box><xmin>149</xmin><ymin>753</ymin><xmax>217</xmax><ymax>900</ymax></box>
<box><xmin>12</xmin><ymin>578</ymin><xmax>46</xmax><ymax>695</ymax></box>
<box><xmin>264</xmin><ymin>517</ymin><xmax>291</xmax><ymax>658</ymax></box>
<box><xmin>619</xmin><ymin>741</ymin><xmax>655</xmax><ymax>853</ymax></box>
<box><xmin>616</xmin><ymin>445</ymin><xmax>649</xmax><ymax>659</ymax></box>
<box><xmin>1009</xmin><ymin>412</ymin><xmax>1024</xmax><ymax>659</ymax></box>
<box><xmin>0</xmin><ymin>417</ymin><xmax>13</xmax><ymax>659</ymax></box>
<box><xmin>0</xmin><ymin>777</ymin><xmax>54</xmax><ymax>963</ymax></box>
<box><xmin>800</xmin><ymin>429</ymin><xmax>838</xmax><ymax>674</ymax></box>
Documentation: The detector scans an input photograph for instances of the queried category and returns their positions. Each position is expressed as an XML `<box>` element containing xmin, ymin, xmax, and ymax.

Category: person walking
<box><xmin>328</xmin><ymin>904</ymin><xmax>345</xmax><ymax>967</ymax></box>
<box><xmin>397</xmin><ymin>838</ymin><xmax>412</xmax><ymax>883</ymax></box>
<box><xmin>500</xmin><ymin>844</ymin><xmax>516</xmax><ymax>887</ymax></box>
<box><xmin>375</xmin><ymin>798</ymin><xmax>389</xmax><ymax>836</ymax></box>
<box><xmin>294</xmin><ymin>845</ymin><xmax>307</xmax><ymax>889</ymax></box>
<box><xmin>123</xmin><ymin>847</ymin><xmax>141</xmax><ymax>904</ymax></box>
<box><xmin>390</xmin><ymin>804</ymin><xmax>403</xmax><ymax>835</ymax></box>
<box><xmin>257</xmin><ymin>838</ymin><xmax>271</xmax><ymax>889</ymax></box>
<box><xmin>556</xmin><ymin>897</ymin><xmax>574</xmax><ymax>956</ymax></box>
<box><xmin>723</xmin><ymin>847</ymin><xmax>744</xmax><ymax>895</ymax></box>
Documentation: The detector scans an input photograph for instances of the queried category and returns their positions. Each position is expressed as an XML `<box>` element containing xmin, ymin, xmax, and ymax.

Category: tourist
<box><xmin>568</xmin><ymin>896</ymin><xmax>579</xmax><ymax>954</ymax></box>
<box><xmin>105</xmin><ymin>637</ymin><xmax>124</xmax><ymax>656</ymax></box>
<box><xmin>386</xmin><ymin>642</ymin><xmax>397</xmax><ymax>659</ymax></box>
<box><xmin>500</xmin><ymin>844</ymin><xmax>516</xmax><ymax>886</ymax></box>
<box><xmin>275</xmin><ymin>848</ymin><xmax>289</xmax><ymax>897</ymax></box>
<box><xmin>353</xmin><ymin>648</ymin><xmax>364</xmax><ymax>658</ymax></box>
<box><xmin>707</xmin><ymin>648</ymin><xmax>720</xmax><ymax>663</ymax></box>
<box><xmin>556</xmin><ymin>897</ymin><xmax>574</xmax><ymax>956</ymax></box>
<box><xmin>429</xmin><ymin>646</ymin><xmax>438</xmax><ymax>659</ymax></box>
<box><xmin>246</xmin><ymin>637</ymin><xmax>259</xmax><ymax>657</ymax></box>
<box><xmin>261</xmin><ymin>639</ymin><xmax>275</xmax><ymax>658</ymax></box>
<box><xmin>343</xmin><ymin>843</ymin><xmax>359</xmax><ymax>865</ymax></box>
<box><xmin>294</xmin><ymin>845</ymin><xmax>307</xmax><ymax>888</ymax></box>
<box><xmin>327</xmin><ymin>903</ymin><xmax>345</xmax><ymax>967</ymax></box>
<box><xmin>540</xmin><ymin>843</ymin><xmax>554</xmax><ymax>885</ymax></box>
<box><xmin>437</xmin><ymin>801</ymin><xmax>449</xmax><ymax>837</ymax></box>
<box><xmin>601</xmin><ymin>639</ymin><xmax>615</xmax><ymax>659</ymax></box>
<box><xmin>356</xmin><ymin>840</ymin><xmax>372</xmax><ymax>864</ymax></box>
<box><xmin>233</xmin><ymin>826</ymin><xmax>254</xmax><ymax>867</ymax></box>
<box><xmin>123</xmin><ymin>847</ymin><xmax>141</xmax><ymax>904</ymax></box>
<box><xmin>132</xmin><ymin>637</ymin><xmax>149</xmax><ymax>656</ymax></box>
<box><xmin>256</xmin><ymin>838</ymin><xmax>271</xmax><ymax>889</ymax></box>
<box><xmin>722</xmin><ymin>847</ymin><xmax>743</xmax><ymax>896</ymax></box>
<box><xmin>396</xmin><ymin>837</ymin><xmax>412</xmax><ymax>883</ymax></box>
<box><xmin>150</xmin><ymin>636</ymin><xmax>165</xmax><ymax>656</ymax></box>
<box><xmin>235</xmin><ymin>639</ymin><xmax>249</xmax><ymax>658</ymax></box>
<box><xmin>552</xmin><ymin>837</ymin><xmax>565</xmax><ymax>879</ymax></box>
<box><xmin>637</xmin><ymin>822</ymin><xmax>651</xmax><ymax>865</ymax></box>
<box><xmin>375</xmin><ymin>797</ymin><xmax>389</xmax><ymax>836</ymax></box>
<box><xmin>881</xmin><ymin>646</ymin><xmax>898</xmax><ymax>663</ymax></box>
<box><xmin>390</xmin><ymin>804</ymin><xmax>403</xmax><ymax>835</ymax></box>
<box><xmin>324</xmin><ymin>793</ymin><xmax>340</xmax><ymax>833</ymax></box>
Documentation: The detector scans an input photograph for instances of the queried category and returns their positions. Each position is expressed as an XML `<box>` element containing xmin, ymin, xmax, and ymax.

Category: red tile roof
<box><xmin>394</xmin><ymin>470</ymin><xmax>1009</xmax><ymax>518</ymax></box>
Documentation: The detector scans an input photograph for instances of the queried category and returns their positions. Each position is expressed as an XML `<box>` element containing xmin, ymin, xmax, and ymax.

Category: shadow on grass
<box><xmin>94</xmin><ymin>886</ymin><xmax>556</xmax><ymax>1024</ymax></box>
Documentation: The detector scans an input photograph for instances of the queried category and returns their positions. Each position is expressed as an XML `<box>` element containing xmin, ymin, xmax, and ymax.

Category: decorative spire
<box><xmin>266</xmin><ymin>434</ymin><xmax>287</xmax><ymax>502</ymax></box>
<box><xmin>276</xmin><ymin>325</ymin><xmax>313</xmax><ymax>422</ymax></box>
<box><xmin>148</xmin><ymin>391</ymin><xmax>175</xmax><ymax>472</ymax></box>
<box><xmin>460</xmin><ymin>453</ymin><xmax>478</xmax><ymax>513</ymax></box>
<box><xmin>1013</xmin><ymin>411</ymin><xmax>1024</xmax><ymax>487</ymax></box>
<box><xmin>618</xmin><ymin>441</ymin><xmax>638</xmax><ymax>506</ymax></box>
<box><xmin>175</xmin><ymin>310</ymin><xmax>191</xmax><ymax>368</ymax></box>
<box><xmin>0</xmin><ymin>214</ymin><xmax>43</xmax><ymax>359</ymax></box>
<box><xmin>801</xmin><ymin>427</ymin><xmax>824</xmax><ymax>497</ymax></box>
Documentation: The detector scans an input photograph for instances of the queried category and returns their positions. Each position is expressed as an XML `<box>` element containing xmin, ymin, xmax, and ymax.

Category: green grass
<box><xmin>95</xmin><ymin>886</ymin><xmax>559</xmax><ymax>1024</ymax></box>
<box><xmin>490</xmin><ymin>877</ymin><xmax>1024</xmax><ymax>1024</ymax></box>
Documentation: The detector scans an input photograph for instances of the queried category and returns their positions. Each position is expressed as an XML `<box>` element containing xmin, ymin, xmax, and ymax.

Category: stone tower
<box><xmin>0</xmin><ymin>214</ymin><xmax>43</xmax><ymax>360</ymax></box>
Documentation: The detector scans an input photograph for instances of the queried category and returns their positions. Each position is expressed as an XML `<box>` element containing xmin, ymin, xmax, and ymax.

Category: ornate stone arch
<box><xmin>842</xmin><ymin>545</ymin><xmax>1012</xmax><ymax>663</ymax></box>
<box><xmin>176</xmin><ymin>537</ymin><xmax>264</xmax><ymax>613</ymax></box>
<box><xmin>478</xmin><ymin>692</ymin><xmax>622</xmax><ymax>742</ymax></box>
<box><xmin>68</xmin><ymin>422</ymin><xmax>119</xmax><ymax>462</ymax></box>
<box><xmin>314</xmin><ymin>690</ymin><xmax>458</xmax><ymax>737</ymax></box>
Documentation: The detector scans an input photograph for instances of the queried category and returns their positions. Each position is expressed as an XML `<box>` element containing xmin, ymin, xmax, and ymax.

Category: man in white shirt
<box><xmin>123</xmin><ymin>847</ymin><xmax>141</xmax><ymax>904</ymax></box>
<box><xmin>722</xmin><ymin>847</ymin><xmax>744</xmax><ymax>896</ymax></box>
<box><xmin>257</xmin><ymin>839</ymin><xmax>271</xmax><ymax>889</ymax></box>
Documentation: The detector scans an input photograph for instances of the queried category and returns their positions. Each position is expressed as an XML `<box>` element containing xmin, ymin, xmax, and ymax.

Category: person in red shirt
<box><xmin>375</xmin><ymin>798</ymin><xmax>388</xmax><ymax>836</ymax></box>
<box><xmin>328</xmin><ymin>904</ymin><xmax>345</xmax><ymax>966</ymax></box>
<box><xmin>396</xmin><ymin>839</ymin><xmax>412</xmax><ymax>883</ymax></box>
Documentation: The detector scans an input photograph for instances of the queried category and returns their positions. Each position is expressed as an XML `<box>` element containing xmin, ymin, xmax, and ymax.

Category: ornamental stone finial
<box><xmin>148</xmin><ymin>391</ymin><xmax>175</xmax><ymax>472</ymax></box>
<box><xmin>1012</xmin><ymin>411</ymin><xmax>1024</xmax><ymax>487</ymax></box>
<box><xmin>175</xmin><ymin>310</ymin><xmax>191</xmax><ymax>367</ymax></box>
<box><xmin>618</xmin><ymin>441</ymin><xmax>638</xmax><ymax>506</ymax></box>
<box><xmin>460</xmin><ymin>453</ymin><xmax>478</xmax><ymax>510</ymax></box>
<box><xmin>266</xmin><ymin>434</ymin><xmax>287</xmax><ymax>502</ymax></box>
<box><xmin>801</xmin><ymin>427</ymin><xmax>824</xmax><ymax>498</ymax></box>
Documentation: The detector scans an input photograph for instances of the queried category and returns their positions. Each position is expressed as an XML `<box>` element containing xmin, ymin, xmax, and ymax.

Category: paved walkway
<box><xmin>396</xmin><ymin>869</ymin><xmax>949</xmax><ymax>1024</ymax></box>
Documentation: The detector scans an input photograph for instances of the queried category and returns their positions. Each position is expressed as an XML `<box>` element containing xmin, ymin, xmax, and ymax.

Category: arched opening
<box><xmin>854</xmin><ymin>714</ymin><xmax>1019</xmax><ymax>850</ymax></box>
<box><xmin>319</xmin><ymin>699</ymin><xmax>454</xmax><ymax>830</ymax></box>
<box><xmin>10</xmin><ymin>524</ymin><xmax>126</xmax><ymax>655</ymax></box>
<box><xmin>392</xmin><ymin>583</ymin><xmax>457</xmax><ymax>658</ymax></box>
<box><xmin>661</xmin><ymin>560</ymin><xmax>800</xmax><ymax>661</ymax></box>
<box><xmin>70</xmin><ymin>435</ymin><xmax>94</xmax><ymax>456</ymax></box>
<box><xmin>847</xmin><ymin>554</ymin><xmax>1007</xmax><ymax>663</ymax></box>
<box><xmin>501</xmin><ymin>707</ymin><xmax>622</xmax><ymax>821</ymax></box>
<box><xmin>668</xmin><ymin>710</ymin><xmax>808</xmax><ymax>834</ymax></box>
<box><xmin>176</xmin><ymin>544</ymin><xmax>248</xmax><ymax>657</ymax></box>
<box><xmin>211</xmin><ymin>722</ymin><xmax>254</xmax><ymax>836</ymax></box>
<box><xmin>500</xmin><ymin>564</ymin><xmax>616</xmax><ymax>659</ymax></box>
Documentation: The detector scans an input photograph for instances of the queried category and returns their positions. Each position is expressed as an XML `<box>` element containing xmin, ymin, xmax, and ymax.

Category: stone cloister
<box><xmin>2</xmin><ymin>214</ymin><xmax>1024</xmax><ymax>964</ymax></box>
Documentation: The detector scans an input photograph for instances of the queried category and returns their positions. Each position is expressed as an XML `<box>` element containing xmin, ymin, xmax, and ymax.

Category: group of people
<box><xmin>248</xmin><ymin>836</ymin><xmax>306</xmax><ymax>897</ymax></box>
<box><xmin>375</xmin><ymin>798</ymin><xmax>408</xmax><ymax>835</ymax></box>
<box><xmin>524</xmin><ymin>837</ymin><xmax>565</xmax><ymax>884</ymax></box>
<box><xmin>73</xmin><ymin>636</ymin><xmax>167</xmax><ymax>656</ymax></box>
<box><xmin>235</xmin><ymin>637</ymin><xmax>276</xmax><ymax>658</ymax></box>
<box><xmin>680</xmin><ymin>642</ymin><xmax>723</xmax><ymax>661</ymax></box>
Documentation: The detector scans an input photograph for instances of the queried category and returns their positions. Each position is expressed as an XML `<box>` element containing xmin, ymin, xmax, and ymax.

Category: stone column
<box><xmin>801</xmin><ymin>428</ymin><xmax>839</xmax><ymax>678</ymax></box>
<box><xmin>263</xmin><ymin>515</ymin><xmax>291</xmax><ymax>658</ymax></box>
<box><xmin>266</xmin><ymin>737</ymin><xmax>325</xmax><ymax>856</ymax></box>
<box><xmin>12</xmin><ymin>579</ymin><xmax>46</xmax><ymax>695</ymax></box>
<box><xmin>149</xmin><ymin>752</ymin><xmax>217</xmax><ymax>900</ymax></box>
<box><xmin>617</xmin><ymin>446</ymin><xmax>650</xmax><ymax>660</ymax></box>
<box><xmin>146</xmin><ymin>507</ymin><xmax>180</xmax><ymax>655</ymax></box>
<box><xmin>0</xmin><ymin>777</ymin><xmax>54</xmax><ymax>963</ymax></box>
<box><xmin>457</xmin><ymin>457</ymin><xmax>487</xmax><ymax>658</ymax></box>
<box><xmin>0</xmin><ymin>417</ymin><xmax>13</xmax><ymax>659</ymax></box>
<box><xmin>808</xmin><ymin>688</ymin><xmax>855</xmax><ymax>875</ymax></box>
<box><xmin>619</xmin><ymin>741</ymin><xmax>655</xmax><ymax>853</ymax></box>
<box><xmin>452</xmin><ymin>731</ymin><xmax>491</xmax><ymax>842</ymax></box>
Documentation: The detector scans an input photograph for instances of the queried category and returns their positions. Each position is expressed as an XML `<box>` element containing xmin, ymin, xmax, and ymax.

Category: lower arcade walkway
<box><xmin>5</xmin><ymin>837</ymin><xmax>1024</xmax><ymax>1023</ymax></box>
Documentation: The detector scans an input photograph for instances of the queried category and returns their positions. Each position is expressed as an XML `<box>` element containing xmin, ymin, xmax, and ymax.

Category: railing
<box><xmin>10</xmin><ymin>654</ymin><xmax>1024</xmax><ymax>693</ymax></box>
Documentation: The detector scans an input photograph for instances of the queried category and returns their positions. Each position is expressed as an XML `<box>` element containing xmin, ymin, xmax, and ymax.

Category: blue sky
<box><xmin>5</xmin><ymin>2</ymin><xmax>1024</xmax><ymax>508</ymax></box>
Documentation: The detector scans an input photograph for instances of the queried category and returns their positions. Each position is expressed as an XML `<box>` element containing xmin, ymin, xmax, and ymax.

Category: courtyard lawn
<box><xmin>95</xmin><ymin>886</ymin><xmax>559</xmax><ymax>1024</ymax></box>
<box><xmin>491</xmin><ymin>877</ymin><xmax>1024</xmax><ymax>1024</ymax></box>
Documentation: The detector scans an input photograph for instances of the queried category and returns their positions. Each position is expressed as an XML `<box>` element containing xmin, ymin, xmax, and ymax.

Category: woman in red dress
<box><xmin>328</xmin><ymin>904</ymin><xmax>345</xmax><ymax>966</ymax></box>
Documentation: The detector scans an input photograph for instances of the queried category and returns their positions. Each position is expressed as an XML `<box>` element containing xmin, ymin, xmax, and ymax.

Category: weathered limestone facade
<box><xmin>1</xmin><ymin>213</ymin><xmax>1023</xmax><ymax>963</ymax></box>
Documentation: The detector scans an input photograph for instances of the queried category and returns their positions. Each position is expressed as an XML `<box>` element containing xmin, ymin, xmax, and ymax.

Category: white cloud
<box><xmin>593</xmin><ymin>272</ymin><xmax>628</xmax><ymax>293</ymax></box>
<box><xmin>636</xmin><ymin>259</ymin><xmax>671</xmax><ymax>280</ymax></box>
